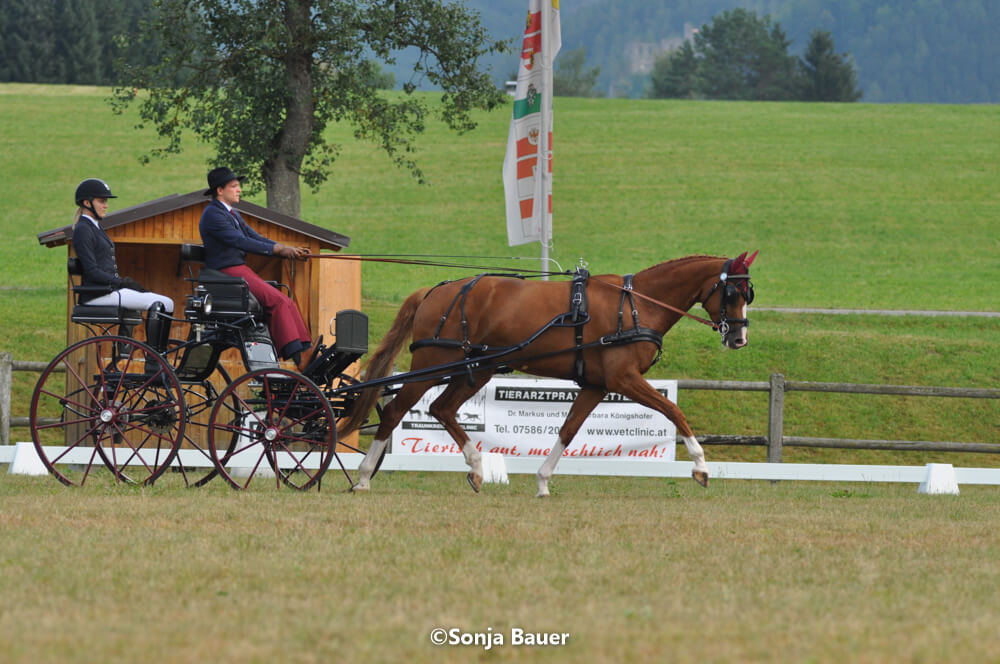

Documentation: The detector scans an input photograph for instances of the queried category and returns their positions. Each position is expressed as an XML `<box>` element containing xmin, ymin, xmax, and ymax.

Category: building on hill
<box><xmin>624</xmin><ymin>23</ymin><xmax>699</xmax><ymax>74</ymax></box>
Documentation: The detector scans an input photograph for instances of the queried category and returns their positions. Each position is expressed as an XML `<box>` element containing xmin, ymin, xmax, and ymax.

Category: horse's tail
<box><xmin>337</xmin><ymin>287</ymin><xmax>431</xmax><ymax>436</ymax></box>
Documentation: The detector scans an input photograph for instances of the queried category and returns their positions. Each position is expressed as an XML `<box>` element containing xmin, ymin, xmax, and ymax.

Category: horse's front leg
<box><xmin>609</xmin><ymin>373</ymin><xmax>709</xmax><ymax>487</ymax></box>
<box><xmin>680</xmin><ymin>435</ymin><xmax>709</xmax><ymax>488</ymax></box>
<box><xmin>537</xmin><ymin>388</ymin><xmax>606</xmax><ymax>497</ymax></box>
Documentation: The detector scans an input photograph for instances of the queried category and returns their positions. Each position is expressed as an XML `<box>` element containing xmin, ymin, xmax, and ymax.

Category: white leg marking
<box><xmin>352</xmin><ymin>437</ymin><xmax>388</xmax><ymax>492</ymax></box>
<box><xmin>536</xmin><ymin>441</ymin><xmax>566</xmax><ymax>497</ymax></box>
<box><xmin>682</xmin><ymin>435</ymin><xmax>709</xmax><ymax>475</ymax></box>
<box><xmin>463</xmin><ymin>442</ymin><xmax>483</xmax><ymax>479</ymax></box>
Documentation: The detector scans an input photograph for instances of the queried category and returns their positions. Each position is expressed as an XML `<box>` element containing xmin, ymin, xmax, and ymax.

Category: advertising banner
<box><xmin>391</xmin><ymin>376</ymin><xmax>677</xmax><ymax>461</ymax></box>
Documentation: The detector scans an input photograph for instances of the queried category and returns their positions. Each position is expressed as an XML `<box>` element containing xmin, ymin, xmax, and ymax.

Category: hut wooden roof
<box><xmin>38</xmin><ymin>190</ymin><xmax>351</xmax><ymax>249</ymax></box>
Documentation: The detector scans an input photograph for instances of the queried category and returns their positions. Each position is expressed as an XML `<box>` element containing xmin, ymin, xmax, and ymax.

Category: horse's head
<box><xmin>702</xmin><ymin>251</ymin><xmax>757</xmax><ymax>349</ymax></box>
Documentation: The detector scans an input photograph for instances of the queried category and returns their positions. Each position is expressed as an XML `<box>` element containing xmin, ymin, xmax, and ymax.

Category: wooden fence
<box><xmin>2</xmin><ymin>351</ymin><xmax>998</xmax><ymax>455</ymax></box>
<box><xmin>680</xmin><ymin>374</ymin><xmax>1000</xmax><ymax>460</ymax></box>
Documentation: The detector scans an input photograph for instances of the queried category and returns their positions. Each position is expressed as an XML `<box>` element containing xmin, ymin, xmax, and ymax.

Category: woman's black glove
<box><xmin>119</xmin><ymin>277</ymin><xmax>147</xmax><ymax>292</ymax></box>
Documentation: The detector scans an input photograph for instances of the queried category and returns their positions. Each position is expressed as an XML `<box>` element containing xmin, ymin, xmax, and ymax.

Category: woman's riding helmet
<box><xmin>75</xmin><ymin>178</ymin><xmax>117</xmax><ymax>206</ymax></box>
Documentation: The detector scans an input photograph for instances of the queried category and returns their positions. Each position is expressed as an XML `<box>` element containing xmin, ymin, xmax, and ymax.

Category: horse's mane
<box><xmin>634</xmin><ymin>254</ymin><xmax>725</xmax><ymax>279</ymax></box>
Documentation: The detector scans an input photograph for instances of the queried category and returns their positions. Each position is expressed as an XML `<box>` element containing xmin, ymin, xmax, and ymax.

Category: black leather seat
<box><xmin>195</xmin><ymin>268</ymin><xmax>263</xmax><ymax>319</ymax></box>
<box><xmin>180</xmin><ymin>244</ymin><xmax>262</xmax><ymax>321</ymax></box>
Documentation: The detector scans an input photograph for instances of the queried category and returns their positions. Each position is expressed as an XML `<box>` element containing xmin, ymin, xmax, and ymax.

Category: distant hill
<box><xmin>419</xmin><ymin>0</ymin><xmax>998</xmax><ymax>103</ymax></box>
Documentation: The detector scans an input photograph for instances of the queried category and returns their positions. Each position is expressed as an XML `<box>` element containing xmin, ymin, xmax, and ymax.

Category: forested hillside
<box><xmin>1</xmin><ymin>0</ymin><xmax>996</xmax><ymax>103</ymax></box>
<box><xmin>467</xmin><ymin>0</ymin><xmax>998</xmax><ymax>103</ymax></box>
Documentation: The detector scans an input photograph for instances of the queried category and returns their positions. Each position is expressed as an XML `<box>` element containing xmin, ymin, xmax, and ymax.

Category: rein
<box><xmin>306</xmin><ymin>252</ymin><xmax>570</xmax><ymax>278</ymax></box>
<box><xmin>310</xmin><ymin>252</ymin><xmax>749</xmax><ymax>334</ymax></box>
<box><xmin>590</xmin><ymin>276</ymin><xmax>720</xmax><ymax>330</ymax></box>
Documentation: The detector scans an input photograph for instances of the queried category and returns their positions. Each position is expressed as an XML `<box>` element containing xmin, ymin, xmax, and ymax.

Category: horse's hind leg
<box><xmin>427</xmin><ymin>371</ymin><xmax>494</xmax><ymax>493</ymax></box>
<box><xmin>352</xmin><ymin>380</ymin><xmax>436</xmax><ymax>492</ymax></box>
<box><xmin>536</xmin><ymin>387</ymin><xmax>606</xmax><ymax>497</ymax></box>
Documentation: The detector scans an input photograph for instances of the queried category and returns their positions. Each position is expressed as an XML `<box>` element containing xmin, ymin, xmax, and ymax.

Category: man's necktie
<box><xmin>229</xmin><ymin>208</ymin><xmax>243</xmax><ymax>233</ymax></box>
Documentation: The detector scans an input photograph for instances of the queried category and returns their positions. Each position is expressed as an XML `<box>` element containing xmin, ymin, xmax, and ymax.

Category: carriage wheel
<box><xmin>170</xmin><ymin>364</ymin><xmax>239</xmax><ymax>487</ymax></box>
<box><xmin>29</xmin><ymin>336</ymin><xmax>184</xmax><ymax>487</ymax></box>
<box><xmin>207</xmin><ymin>369</ymin><xmax>337</xmax><ymax>491</ymax></box>
<box><xmin>327</xmin><ymin>372</ymin><xmax>388</xmax><ymax>479</ymax></box>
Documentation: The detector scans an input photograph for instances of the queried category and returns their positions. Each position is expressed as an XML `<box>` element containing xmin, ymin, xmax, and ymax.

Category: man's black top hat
<box><xmin>205</xmin><ymin>167</ymin><xmax>244</xmax><ymax>196</ymax></box>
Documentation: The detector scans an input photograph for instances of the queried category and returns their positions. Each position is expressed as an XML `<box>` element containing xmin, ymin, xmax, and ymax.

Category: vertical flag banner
<box><xmin>503</xmin><ymin>0</ymin><xmax>561</xmax><ymax>247</ymax></box>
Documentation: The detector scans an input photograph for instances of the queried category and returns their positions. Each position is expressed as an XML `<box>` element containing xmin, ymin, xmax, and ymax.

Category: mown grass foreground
<box><xmin>1</xmin><ymin>474</ymin><xmax>999</xmax><ymax>663</ymax></box>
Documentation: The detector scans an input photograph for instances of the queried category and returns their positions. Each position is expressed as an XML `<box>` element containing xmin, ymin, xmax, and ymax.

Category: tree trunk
<box><xmin>264</xmin><ymin>161</ymin><xmax>303</xmax><ymax>217</ymax></box>
<box><xmin>263</xmin><ymin>0</ymin><xmax>314</xmax><ymax>218</ymax></box>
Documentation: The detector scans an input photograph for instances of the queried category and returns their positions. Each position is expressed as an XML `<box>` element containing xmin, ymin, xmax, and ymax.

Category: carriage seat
<box><xmin>195</xmin><ymin>268</ymin><xmax>263</xmax><ymax>319</ymax></box>
<box><xmin>67</xmin><ymin>257</ymin><xmax>143</xmax><ymax>327</ymax></box>
<box><xmin>180</xmin><ymin>244</ymin><xmax>263</xmax><ymax>321</ymax></box>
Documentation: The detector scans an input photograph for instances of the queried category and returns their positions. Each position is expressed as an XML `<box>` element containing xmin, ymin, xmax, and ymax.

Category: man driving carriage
<box><xmin>198</xmin><ymin>167</ymin><xmax>318</xmax><ymax>373</ymax></box>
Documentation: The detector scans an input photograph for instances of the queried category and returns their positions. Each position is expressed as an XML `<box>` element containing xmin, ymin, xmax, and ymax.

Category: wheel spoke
<box><xmin>30</xmin><ymin>336</ymin><xmax>183</xmax><ymax>486</ymax></box>
<box><xmin>208</xmin><ymin>368</ymin><xmax>337</xmax><ymax>491</ymax></box>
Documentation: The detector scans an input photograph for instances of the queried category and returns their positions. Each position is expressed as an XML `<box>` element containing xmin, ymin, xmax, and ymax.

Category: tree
<box><xmin>111</xmin><ymin>0</ymin><xmax>510</xmax><ymax>216</ymax></box>
<box><xmin>693</xmin><ymin>9</ymin><xmax>799</xmax><ymax>101</ymax></box>
<box><xmin>647</xmin><ymin>41</ymin><xmax>697</xmax><ymax>99</ymax></box>
<box><xmin>52</xmin><ymin>0</ymin><xmax>102</xmax><ymax>84</ymax></box>
<box><xmin>553</xmin><ymin>47</ymin><xmax>603</xmax><ymax>98</ymax></box>
<box><xmin>798</xmin><ymin>30</ymin><xmax>862</xmax><ymax>102</ymax></box>
<box><xmin>0</xmin><ymin>0</ymin><xmax>158</xmax><ymax>85</ymax></box>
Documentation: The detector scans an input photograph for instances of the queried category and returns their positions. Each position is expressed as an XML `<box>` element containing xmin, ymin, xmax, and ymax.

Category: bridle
<box><xmin>704</xmin><ymin>259</ymin><xmax>755</xmax><ymax>339</ymax></box>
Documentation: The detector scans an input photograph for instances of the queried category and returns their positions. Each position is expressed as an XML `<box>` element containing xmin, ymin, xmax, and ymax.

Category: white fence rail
<box><xmin>3</xmin><ymin>446</ymin><xmax>1000</xmax><ymax>486</ymax></box>
<box><xmin>3</xmin><ymin>350</ymin><xmax>999</xmax><ymax>488</ymax></box>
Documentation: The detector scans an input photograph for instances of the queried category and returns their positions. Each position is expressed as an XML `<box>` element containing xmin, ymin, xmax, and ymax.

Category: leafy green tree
<box><xmin>363</xmin><ymin>61</ymin><xmax>396</xmax><ymax>91</ymax></box>
<box><xmin>647</xmin><ymin>41</ymin><xmax>697</xmax><ymax>99</ymax></box>
<box><xmin>694</xmin><ymin>9</ymin><xmax>800</xmax><ymax>101</ymax></box>
<box><xmin>553</xmin><ymin>47</ymin><xmax>603</xmax><ymax>98</ymax></box>
<box><xmin>111</xmin><ymin>0</ymin><xmax>509</xmax><ymax>216</ymax></box>
<box><xmin>798</xmin><ymin>29</ymin><xmax>862</xmax><ymax>102</ymax></box>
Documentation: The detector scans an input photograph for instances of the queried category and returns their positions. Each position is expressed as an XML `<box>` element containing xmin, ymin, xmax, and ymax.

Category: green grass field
<box><xmin>1</xmin><ymin>83</ymin><xmax>999</xmax><ymax>662</ymax></box>
<box><xmin>5</xmin><ymin>83</ymin><xmax>995</xmax><ymax>464</ymax></box>
<box><xmin>2</xmin><ymin>473</ymin><xmax>999</xmax><ymax>663</ymax></box>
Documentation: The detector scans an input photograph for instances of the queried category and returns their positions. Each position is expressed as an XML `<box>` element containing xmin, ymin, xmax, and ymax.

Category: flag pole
<box><xmin>539</xmin><ymin>0</ymin><xmax>552</xmax><ymax>280</ymax></box>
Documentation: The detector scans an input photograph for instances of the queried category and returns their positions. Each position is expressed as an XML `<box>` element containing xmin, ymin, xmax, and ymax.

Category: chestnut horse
<box><xmin>339</xmin><ymin>252</ymin><xmax>757</xmax><ymax>496</ymax></box>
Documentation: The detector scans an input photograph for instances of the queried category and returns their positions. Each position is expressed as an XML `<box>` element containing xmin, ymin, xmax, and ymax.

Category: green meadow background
<box><xmin>1</xmin><ymin>83</ymin><xmax>997</xmax><ymax>464</ymax></box>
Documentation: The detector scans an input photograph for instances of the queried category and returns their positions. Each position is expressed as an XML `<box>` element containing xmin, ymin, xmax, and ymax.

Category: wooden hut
<box><xmin>38</xmin><ymin>190</ymin><xmax>361</xmax><ymax>450</ymax></box>
<box><xmin>39</xmin><ymin>189</ymin><xmax>359</xmax><ymax>348</ymax></box>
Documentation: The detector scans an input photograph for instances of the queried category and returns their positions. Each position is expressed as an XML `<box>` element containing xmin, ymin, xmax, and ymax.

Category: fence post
<box><xmin>0</xmin><ymin>351</ymin><xmax>11</xmax><ymax>447</ymax></box>
<box><xmin>767</xmin><ymin>372</ymin><xmax>785</xmax><ymax>463</ymax></box>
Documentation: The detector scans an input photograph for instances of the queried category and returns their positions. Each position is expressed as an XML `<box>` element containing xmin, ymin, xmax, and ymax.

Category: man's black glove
<box><xmin>119</xmin><ymin>277</ymin><xmax>146</xmax><ymax>292</ymax></box>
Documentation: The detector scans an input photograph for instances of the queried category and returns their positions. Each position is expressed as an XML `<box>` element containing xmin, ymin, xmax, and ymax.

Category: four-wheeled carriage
<box><xmin>31</xmin><ymin>247</ymin><xmax>758</xmax><ymax>495</ymax></box>
<box><xmin>29</xmin><ymin>244</ymin><xmax>371</xmax><ymax>491</ymax></box>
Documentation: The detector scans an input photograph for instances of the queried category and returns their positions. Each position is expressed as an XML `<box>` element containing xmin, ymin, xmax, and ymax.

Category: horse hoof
<box><xmin>692</xmin><ymin>470</ymin><xmax>709</xmax><ymax>488</ymax></box>
<box><xmin>467</xmin><ymin>472</ymin><xmax>482</xmax><ymax>493</ymax></box>
<box><xmin>350</xmin><ymin>483</ymin><xmax>369</xmax><ymax>493</ymax></box>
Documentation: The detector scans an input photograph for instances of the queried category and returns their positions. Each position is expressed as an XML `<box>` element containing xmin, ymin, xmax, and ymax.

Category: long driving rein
<box><xmin>307</xmin><ymin>252</ymin><xmax>754</xmax><ymax>342</ymax></box>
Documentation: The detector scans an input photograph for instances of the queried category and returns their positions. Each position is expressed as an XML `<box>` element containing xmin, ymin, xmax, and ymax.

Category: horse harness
<box><xmin>409</xmin><ymin>269</ymin><xmax>663</xmax><ymax>389</ymax></box>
